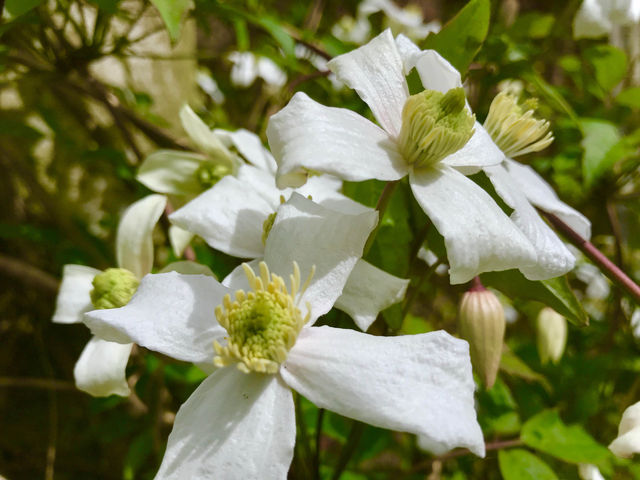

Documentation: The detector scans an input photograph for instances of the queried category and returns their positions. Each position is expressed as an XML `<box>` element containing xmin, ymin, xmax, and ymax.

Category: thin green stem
<box><xmin>363</xmin><ymin>180</ymin><xmax>400</xmax><ymax>256</ymax></box>
<box><xmin>313</xmin><ymin>408</ymin><xmax>325</xmax><ymax>480</ymax></box>
<box><xmin>331</xmin><ymin>421</ymin><xmax>365</xmax><ymax>480</ymax></box>
<box><xmin>401</xmin><ymin>258</ymin><xmax>444</xmax><ymax>319</ymax></box>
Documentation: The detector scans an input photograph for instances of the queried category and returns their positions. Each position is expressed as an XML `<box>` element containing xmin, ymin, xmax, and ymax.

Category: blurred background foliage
<box><xmin>1</xmin><ymin>0</ymin><xmax>640</xmax><ymax>478</ymax></box>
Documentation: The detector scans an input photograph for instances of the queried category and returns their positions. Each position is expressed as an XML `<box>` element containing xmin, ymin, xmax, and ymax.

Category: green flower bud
<box><xmin>536</xmin><ymin>307</ymin><xmax>567</xmax><ymax>364</ymax></box>
<box><xmin>90</xmin><ymin>268</ymin><xmax>140</xmax><ymax>310</ymax></box>
<box><xmin>196</xmin><ymin>162</ymin><xmax>231</xmax><ymax>189</ymax></box>
<box><xmin>458</xmin><ymin>287</ymin><xmax>505</xmax><ymax>389</ymax></box>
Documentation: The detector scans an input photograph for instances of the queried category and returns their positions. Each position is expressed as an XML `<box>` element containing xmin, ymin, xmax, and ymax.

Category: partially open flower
<box><xmin>609</xmin><ymin>401</ymin><xmax>640</xmax><ymax>458</ymax></box>
<box><xmin>536</xmin><ymin>307</ymin><xmax>567</xmax><ymax>364</ymax></box>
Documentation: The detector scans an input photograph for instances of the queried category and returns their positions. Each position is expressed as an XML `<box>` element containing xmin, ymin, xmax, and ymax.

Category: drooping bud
<box><xmin>196</xmin><ymin>162</ymin><xmax>231</xmax><ymax>189</ymax></box>
<box><xmin>536</xmin><ymin>307</ymin><xmax>567</xmax><ymax>364</ymax></box>
<box><xmin>458</xmin><ymin>284</ymin><xmax>506</xmax><ymax>389</ymax></box>
<box><xmin>398</xmin><ymin>87</ymin><xmax>475</xmax><ymax>169</ymax></box>
<box><xmin>483</xmin><ymin>91</ymin><xmax>554</xmax><ymax>158</ymax></box>
<box><xmin>90</xmin><ymin>268</ymin><xmax>140</xmax><ymax>310</ymax></box>
<box><xmin>609</xmin><ymin>401</ymin><xmax>640</xmax><ymax>458</ymax></box>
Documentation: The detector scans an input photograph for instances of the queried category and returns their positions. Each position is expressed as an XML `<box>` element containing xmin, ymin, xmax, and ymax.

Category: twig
<box><xmin>0</xmin><ymin>254</ymin><xmax>60</xmax><ymax>294</ymax></box>
<box><xmin>0</xmin><ymin>377</ymin><xmax>76</xmax><ymax>390</ymax></box>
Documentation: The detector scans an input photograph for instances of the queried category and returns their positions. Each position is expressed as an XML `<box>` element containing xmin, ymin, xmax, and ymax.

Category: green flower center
<box><xmin>90</xmin><ymin>268</ymin><xmax>139</xmax><ymax>310</ymax></box>
<box><xmin>196</xmin><ymin>163</ymin><xmax>231</xmax><ymax>189</ymax></box>
<box><xmin>398</xmin><ymin>87</ymin><xmax>475</xmax><ymax>169</ymax></box>
<box><xmin>214</xmin><ymin>261</ymin><xmax>314</xmax><ymax>374</ymax></box>
<box><xmin>483</xmin><ymin>91</ymin><xmax>553</xmax><ymax>158</ymax></box>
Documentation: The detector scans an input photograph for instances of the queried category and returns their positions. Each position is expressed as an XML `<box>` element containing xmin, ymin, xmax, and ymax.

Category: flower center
<box><xmin>90</xmin><ymin>268</ymin><xmax>139</xmax><ymax>309</ymax></box>
<box><xmin>483</xmin><ymin>91</ymin><xmax>553</xmax><ymax>158</ymax></box>
<box><xmin>196</xmin><ymin>162</ymin><xmax>231</xmax><ymax>189</ymax></box>
<box><xmin>213</xmin><ymin>261</ymin><xmax>314</xmax><ymax>374</ymax></box>
<box><xmin>398</xmin><ymin>87</ymin><xmax>475</xmax><ymax>169</ymax></box>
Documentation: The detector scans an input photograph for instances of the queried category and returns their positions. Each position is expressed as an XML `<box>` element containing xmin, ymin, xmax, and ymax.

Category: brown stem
<box><xmin>540</xmin><ymin>210</ymin><xmax>640</xmax><ymax>304</ymax></box>
<box><xmin>0</xmin><ymin>254</ymin><xmax>60</xmax><ymax>294</ymax></box>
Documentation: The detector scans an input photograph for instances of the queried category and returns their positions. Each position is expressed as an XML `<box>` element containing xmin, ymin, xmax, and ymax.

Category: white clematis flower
<box><xmin>574</xmin><ymin>0</ymin><xmax>640</xmax><ymax>39</ymax></box>
<box><xmin>228</xmin><ymin>51</ymin><xmax>287</xmax><ymax>89</ymax></box>
<box><xmin>267</xmin><ymin>29</ymin><xmax>538</xmax><ymax>285</ymax></box>
<box><xmin>84</xmin><ymin>194</ymin><xmax>485</xmax><ymax>478</ymax></box>
<box><xmin>359</xmin><ymin>0</ymin><xmax>440</xmax><ymax>41</ymax></box>
<box><xmin>52</xmin><ymin>194</ymin><xmax>167</xmax><ymax>397</ymax></box>
<box><xmin>578</xmin><ymin>463</ymin><xmax>606</xmax><ymax>480</ymax></box>
<box><xmin>609</xmin><ymin>400</ymin><xmax>640</xmax><ymax>458</ymax></box>
<box><xmin>170</xmin><ymin>163</ymin><xmax>409</xmax><ymax>331</ymax></box>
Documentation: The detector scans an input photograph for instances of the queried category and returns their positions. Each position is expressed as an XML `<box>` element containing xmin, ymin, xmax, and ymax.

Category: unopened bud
<box><xmin>536</xmin><ymin>307</ymin><xmax>567</xmax><ymax>364</ymax></box>
<box><xmin>458</xmin><ymin>287</ymin><xmax>505</xmax><ymax>389</ymax></box>
<box><xmin>90</xmin><ymin>268</ymin><xmax>139</xmax><ymax>310</ymax></box>
<box><xmin>609</xmin><ymin>401</ymin><xmax>640</xmax><ymax>458</ymax></box>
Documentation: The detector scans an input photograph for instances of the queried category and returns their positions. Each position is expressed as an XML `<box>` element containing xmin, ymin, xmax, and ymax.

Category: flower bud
<box><xmin>90</xmin><ymin>268</ymin><xmax>140</xmax><ymax>310</ymax></box>
<box><xmin>458</xmin><ymin>288</ymin><xmax>505</xmax><ymax>389</ymax></box>
<box><xmin>536</xmin><ymin>307</ymin><xmax>567</xmax><ymax>364</ymax></box>
<box><xmin>609</xmin><ymin>401</ymin><xmax>640</xmax><ymax>458</ymax></box>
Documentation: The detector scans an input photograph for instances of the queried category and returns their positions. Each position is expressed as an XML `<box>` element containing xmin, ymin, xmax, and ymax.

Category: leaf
<box><xmin>87</xmin><ymin>0</ymin><xmax>120</xmax><ymax>14</ymax></box>
<box><xmin>150</xmin><ymin>0</ymin><xmax>191</xmax><ymax>42</ymax></box>
<box><xmin>256</xmin><ymin>17</ymin><xmax>296</xmax><ymax>58</ymax></box>
<box><xmin>615</xmin><ymin>87</ymin><xmax>640</xmax><ymax>109</ymax></box>
<box><xmin>481</xmin><ymin>270</ymin><xmax>588</xmax><ymax>326</ymax></box>
<box><xmin>580</xmin><ymin>118</ymin><xmax>621</xmax><ymax>187</ymax></box>
<box><xmin>422</xmin><ymin>0</ymin><xmax>490</xmax><ymax>76</ymax></box>
<box><xmin>498</xmin><ymin>449</ymin><xmax>558</xmax><ymax>480</ymax></box>
<box><xmin>520</xmin><ymin>410</ymin><xmax>612</xmax><ymax>466</ymax></box>
<box><xmin>510</xmin><ymin>13</ymin><xmax>555</xmax><ymax>39</ymax></box>
<box><xmin>4</xmin><ymin>0</ymin><xmax>44</xmax><ymax>18</ymax></box>
<box><xmin>500</xmin><ymin>348</ymin><xmax>552</xmax><ymax>391</ymax></box>
<box><xmin>584</xmin><ymin>45</ymin><xmax>627</xmax><ymax>93</ymax></box>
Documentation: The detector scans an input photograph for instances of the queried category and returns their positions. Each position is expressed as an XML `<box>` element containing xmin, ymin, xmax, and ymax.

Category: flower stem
<box><xmin>363</xmin><ymin>180</ymin><xmax>400</xmax><ymax>256</ymax></box>
<box><xmin>331</xmin><ymin>421</ymin><xmax>365</xmax><ymax>480</ymax></box>
<box><xmin>540</xmin><ymin>210</ymin><xmax>640</xmax><ymax>304</ymax></box>
<box><xmin>313</xmin><ymin>408</ymin><xmax>325</xmax><ymax>480</ymax></box>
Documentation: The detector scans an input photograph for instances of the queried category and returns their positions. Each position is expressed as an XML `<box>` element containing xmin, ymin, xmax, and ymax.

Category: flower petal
<box><xmin>442</xmin><ymin>123</ymin><xmax>505</xmax><ymax>173</ymax></box>
<box><xmin>263</xmin><ymin>193</ymin><xmax>378</xmax><ymax>323</ymax></box>
<box><xmin>281</xmin><ymin>326</ymin><xmax>485</xmax><ymax>456</ymax></box>
<box><xmin>52</xmin><ymin>264</ymin><xmax>101</xmax><ymax>324</ymax></box>
<box><xmin>414</xmin><ymin>50</ymin><xmax>462</xmax><ymax>93</ymax></box>
<box><xmin>155</xmin><ymin>368</ymin><xmax>295</xmax><ymax>480</ymax></box>
<box><xmin>573</xmin><ymin>0</ymin><xmax>611</xmax><ymax>39</ymax></box>
<box><xmin>504</xmin><ymin>159</ymin><xmax>591</xmax><ymax>239</ymax></box>
<box><xmin>73</xmin><ymin>336</ymin><xmax>133</xmax><ymax>397</ymax></box>
<box><xmin>395</xmin><ymin>33</ymin><xmax>421</xmax><ymax>74</ymax></box>
<box><xmin>84</xmin><ymin>272</ymin><xmax>229</xmax><ymax>363</ymax></box>
<box><xmin>485</xmin><ymin>164</ymin><xmax>575</xmax><ymax>279</ymax></box>
<box><xmin>214</xmin><ymin>128</ymin><xmax>277</xmax><ymax>174</ymax></box>
<box><xmin>116</xmin><ymin>194</ymin><xmax>166</xmax><ymax>278</ymax></box>
<box><xmin>180</xmin><ymin>105</ymin><xmax>235</xmax><ymax>168</ymax></box>
<box><xmin>334</xmin><ymin>259</ymin><xmax>409</xmax><ymax>331</ymax></box>
<box><xmin>299</xmin><ymin>176</ymin><xmax>372</xmax><ymax>215</ymax></box>
<box><xmin>327</xmin><ymin>29</ymin><xmax>408</xmax><ymax>137</ymax></box>
<box><xmin>168</xmin><ymin>225</ymin><xmax>195</xmax><ymax>257</ymax></box>
<box><xmin>609</xmin><ymin>429</ymin><xmax>640</xmax><ymax>458</ymax></box>
<box><xmin>267</xmin><ymin>92</ymin><xmax>407</xmax><ymax>188</ymax></box>
<box><xmin>170</xmin><ymin>173</ymin><xmax>274</xmax><ymax>258</ymax></box>
<box><xmin>137</xmin><ymin>150</ymin><xmax>207</xmax><ymax>196</ymax></box>
<box><xmin>409</xmin><ymin>166</ymin><xmax>537</xmax><ymax>284</ymax></box>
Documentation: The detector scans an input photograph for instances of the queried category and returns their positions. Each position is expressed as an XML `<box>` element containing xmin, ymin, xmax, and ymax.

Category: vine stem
<box><xmin>539</xmin><ymin>210</ymin><xmax>640</xmax><ymax>304</ymax></box>
<box><xmin>363</xmin><ymin>180</ymin><xmax>400</xmax><ymax>256</ymax></box>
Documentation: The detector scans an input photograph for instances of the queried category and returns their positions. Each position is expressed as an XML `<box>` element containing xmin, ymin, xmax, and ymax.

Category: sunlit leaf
<box><xmin>150</xmin><ymin>0</ymin><xmax>191</xmax><ymax>42</ymax></box>
<box><xmin>499</xmin><ymin>449</ymin><xmax>558</xmax><ymax>480</ymax></box>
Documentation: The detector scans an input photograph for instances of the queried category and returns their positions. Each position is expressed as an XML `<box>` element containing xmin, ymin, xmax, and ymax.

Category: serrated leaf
<box><xmin>150</xmin><ymin>0</ymin><xmax>191</xmax><ymax>42</ymax></box>
<box><xmin>580</xmin><ymin>118</ymin><xmax>621</xmax><ymax>187</ymax></box>
<box><xmin>520</xmin><ymin>410</ymin><xmax>611</xmax><ymax>466</ymax></box>
<box><xmin>584</xmin><ymin>45</ymin><xmax>627</xmax><ymax>93</ymax></box>
<box><xmin>481</xmin><ymin>270</ymin><xmax>588</xmax><ymax>326</ymax></box>
<box><xmin>499</xmin><ymin>449</ymin><xmax>558</xmax><ymax>480</ymax></box>
<box><xmin>422</xmin><ymin>0</ymin><xmax>490</xmax><ymax>76</ymax></box>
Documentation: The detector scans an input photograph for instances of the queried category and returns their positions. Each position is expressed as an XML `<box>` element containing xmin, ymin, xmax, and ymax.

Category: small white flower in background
<box><xmin>578</xmin><ymin>463</ymin><xmax>606</xmax><ymax>480</ymax></box>
<box><xmin>536</xmin><ymin>307</ymin><xmax>568</xmax><ymax>365</ymax></box>
<box><xmin>331</xmin><ymin>15</ymin><xmax>372</xmax><ymax>44</ymax></box>
<box><xmin>294</xmin><ymin>44</ymin><xmax>344</xmax><ymax>90</ymax></box>
<box><xmin>228</xmin><ymin>51</ymin><xmax>287</xmax><ymax>90</ymax></box>
<box><xmin>52</xmin><ymin>194</ymin><xmax>166</xmax><ymax>397</ymax></box>
<box><xmin>630</xmin><ymin>307</ymin><xmax>640</xmax><ymax>339</ymax></box>
<box><xmin>170</xmin><ymin>163</ymin><xmax>409</xmax><ymax>332</ymax></box>
<box><xmin>609</xmin><ymin>400</ymin><xmax>640</xmax><ymax>458</ymax></box>
<box><xmin>84</xmin><ymin>194</ymin><xmax>485</xmax><ymax>478</ymax></box>
<box><xmin>359</xmin><ymin>0</ymin><xmax>440</xmax><ymax>41</ymax></box>
<box><xmin>417</xmin><ymin>246</ymin><xmax>449</xmax><ymax>276</ymax></box>
<box><xmin>574</xmin><ymin>0</ymin><xmax>640</xmax><ymax>38</ymax></box>
<box><xmin>196</xmin><ymin>69</ymin><xmax>225</xmax><ymax>105</ymax></box>
<box><xmin>267</xmin><ymin>29</ymin><xmax>539</xmax><ymax>285</ymax></box>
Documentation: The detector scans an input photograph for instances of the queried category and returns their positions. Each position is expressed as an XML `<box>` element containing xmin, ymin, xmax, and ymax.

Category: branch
<box><xmin>0</xmin><ymin>254</ymin><xmax>59</xmax><ymax>294</ymax></box>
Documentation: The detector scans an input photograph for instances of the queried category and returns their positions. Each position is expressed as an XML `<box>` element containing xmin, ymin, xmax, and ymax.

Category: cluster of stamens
<box><xmin>483</xmin><ymin>91</ymin><xmax>553</xmax><ymax>158</ymax></box>
<box><xmin>196</xmin><ymin>162</ymin><xmax>231</xmax><ymax>189</ymax></box>
<box><xmin>213</xmin><ymin>261</ymin><xmax>314</xmax><ymax>374</ymax></box>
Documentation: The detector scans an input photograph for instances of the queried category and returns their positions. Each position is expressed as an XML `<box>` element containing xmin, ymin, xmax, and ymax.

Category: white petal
<box><xmin>180</xmin><ymin>105</ymin><xmax>234</xmax><ymax>167</ymax></box>
<box><xmin>298</xmin><ymin>176</ymin><xmax>372</xmax><ymax>215</ymax></box>
<box><xmin>170</xmin><ymin>173</ymin><xmax>274</xmax><ymax>258</ymax></box>
<box><xmin>223</xmin><ymin>259</ymin><xmax>263</xmax><ymax>291</ymax></box>
<box><xmin>263</xmin><ymin>193</ymin><xmax>378</xmax><ymax>323</ymax></box>
<box><xmin>84</xmin><ymin>272</ymin><xmax>229</xmax><ymax>363</ymax></box>
<box><xmin>578</xmin><ymin>464</ymin><xmax>606</xmax><ymax>480</ymax></box>
<box><xmin>256</xmin><ymin>57</ymin><xmax>288</xmax><ymax>88</ymax></box>
<box><xmin>229</xmin><ymin>51</ymin><xmax>258</xmax><ymax>87</ymax></box>
<box><xmin>159</xmin><ymin>261</ymin><xmax>215</xmax><ymax>277</ymax></box>
<box><xmin>573</xmin><ymin>0</ymin><xmax>611</xmax><ymax>39</ymax></box>
<box><xmin>414</xmin><ymin>50</ymin><xmax>463</xmax><ymax>93</ymax></box>
<box><xmin>327</xmin><ymin>29</ymin><xmax>408</xmax><ymax>137</ymax></box>
<box><xmin>281</xmin><ymin>326</ymin><xmax>485</xmax><ymax>456</ymax></box>
<box><xmin>73</xmin><ymin>336</ymin><xmax>133</xmax><ymax>397</ymax></box>
<box><xmin>267</xmin><ymin>92</ymin><xmax>408</xmax><ymax>188</ymax></box>
<box><xmin>485</xmin><ymin>164</ymin><xmax>575</xmax><ymax>279</ymax></box>
<box><xmin>442</xmin><ymin>123</ymin><xmax>505</xmax><ymax>174</ymax></box>
<box><xmin>116</xmin><ymin>194</ymin><xmax>166</xmax><ymax>278</ymax></box>
<box><xmin>156</xmin><ymin>368</ymin><xmax>295</xmax><ymax>480</ymax></box>
<box><xmin>409</xmin><ymin>166</ymin><xmax>537</xmax><ymax>284</ymax></box>
<box><xmin>136</xmin><ymin>150</ymin><xmax>207</xmax><ymax>196</ymax></box>
<box><xmin>169</xmin><ymin>225</ymin><xmax>195</xmax><ymax>257</ymax></box>
<box><xmin>334</xmin><ymin>259</ymin><xmax>409</xmax><ymax>331</ymax></box>
<box><xmin>52</xmin><ymin>264</ymin><xmax>101</xmax><ymax>324</ymax></box>
<box><xmin>214</xmin><ymin>128</ymin><xmax>278</xmax><ymax>174</ymax></box>
<box><xmin>609</xmin><ymin>429</ymin><xmax>640</xmax><ymax>458</ymax></box>
<box><xmin>504</xmin><ymin>159</ymin><xmax>592</xmax><ymax>239</ymax></box>
<box><xmin>395</xmin><ymin>33</ymin><xmax>422</xmax><ymax>74</ymax></box>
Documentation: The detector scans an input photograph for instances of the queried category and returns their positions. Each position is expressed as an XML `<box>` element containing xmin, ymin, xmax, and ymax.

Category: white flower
<box><xmin>52</xmin><ymin>194</ymin><xmax>167</xmax><ymax>396</ymax></box>
<box><xmin>84</xmin><ymin>194</ymin><xmax>485</xmax><ymax>478</ymax></box>
<box><xmin>196</xmin><ymin>69</ymin><xmax>225</xmax><ymax>104</ymax></box>
<box><xmin>574</xmin><ymin>0</ymin><xmax>640</xmax><ymax>38</ymax></box>
<box><xmin>359</xmin><ymin>0</ymin><xmax>440</xmax><ymax>41</ymax></box>
<box><xmin>609</xmin><ymin>400</ymin><xmax>640</xmax><ymax>458</ymax></box>
<box><xmin>170</xmin><ymin>163</ymin><xmax>409</xmax><ymax>331</ymax></box>
<box><xmin>267</xmin><ymin>29</ymin><xmax>538</xmax><ymax>285</ymax></box>
<box><xmin>331</xmin><ymin>15</ymin><xmax>372</xmax><ymax>44</ymax></box>
<box><xmin>578</xmin><ymin>463</ymin><xmax>605</xmax><ymax>480</ymax></box>
<box><xmin>228</xmin><ymin>51</ymin><xmax>287</xmax><ymax>89</ymax></box>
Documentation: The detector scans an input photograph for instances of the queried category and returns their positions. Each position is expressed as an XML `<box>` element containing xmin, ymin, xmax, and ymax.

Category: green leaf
<box><xmin>500</xmin><ymin>348</ymin><xmax>552</xmax><ymax>392</ymax></box>
<box><xmin>422</xmin><ymin>0</ymin><xmax>490</xmax><ymax>76</ymax></box>
<box><xmin>615</xmin><ymin>87</ymin><xmax>640</xmax><ymax>109</ymax></box>
<box><xmin>584</xmin><ymin>45</ymin><xmax>627</xmax><ymax>93</ymax></box>
<box><xmin>580</xmin><ymin>118</ymin><xmax>621</xmax><ymax>187</ymax></box>
<box><xmin>498</xmin><ymin>449</ymin><xmax>558</xmax><ymax>480</ymax></box>
<box><xmin>510</xmin><ymin>13</ymin><xmax>555</xmax><ymax>39</ymax></box>
<box><xmin>520</xmin><ymin>410</ymin><xmax>612</xmax><ymax>466</ymax></box>
<box><xmin>255</xmin><ymin>16</ymin><xmax>296</xmax><ymax>58</ymax></box>
<box><xmin>4</xmin><ymin>0</ymin><xmax>44</xmax><ymax>18</ymax></box>
<box><xmin>481</xmin><ymin>270</ymin><xmax>588</xmax><ymax>326</ymax></box>
<box><xmin>87</xmin><ymin>0</ymin><xmax>120</xmax><ymax>14</ymax></box>
<box><xmin>150</xmin><ymin>0</ymin><xmax>191</xmax><ymax>42</ymax></box>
